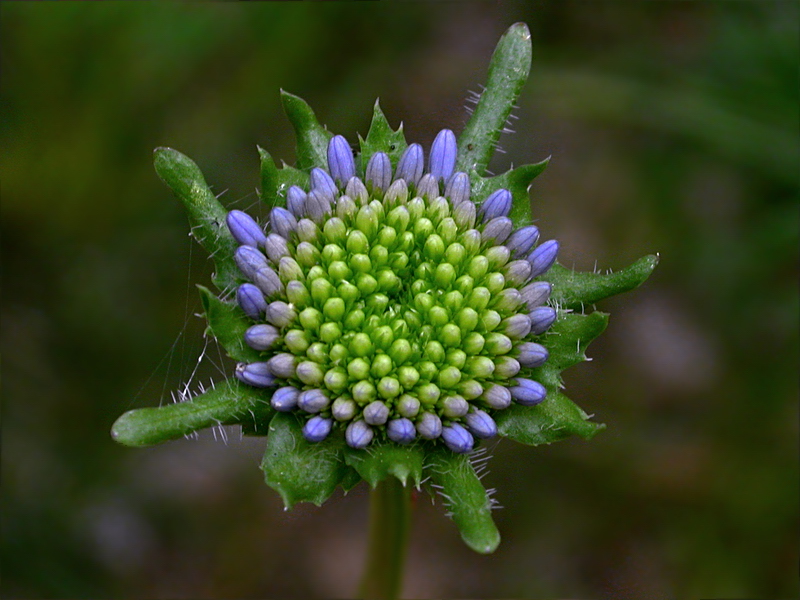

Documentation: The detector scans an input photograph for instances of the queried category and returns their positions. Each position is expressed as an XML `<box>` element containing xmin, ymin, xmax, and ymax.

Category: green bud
<box><xmin>286</xmin><ymin>281</ymin><xmax>310</xmax><ymax>307</ymax></box>
<box><xmin>494</xmin><ymin>288</ymin><xmax>522</xmax><ymax>312</ymax></box>
<box><xmin>324</xmin><ymin>367</ymin><xmax>349</xmax><ymax>393</ymax></box>
<box><xmin>332</xmin><ymin>397</ymin><xmax>357</xmax><ymax>421</ymax></box>
<box><xmin>441</xmin><ymin>395</ymin><xmax>469</xmax><ymax>418</ymax></box>
<box><xmin>307</xmin><ymin>342</ymin><xmax>327</xmax><ymax>363</ymax></box>
<box><xmin>298</xmin><ymin>307</ymin><xmax>323</xmax><ymax>331</ymax></box>
<box><xmin>390</xmin><ymin>252</ymin><xmax>409</xmax><ymax>271</ymax></box>
<box><xmin>485</xmin><ymin>245</ymin><xmax>511</xmax><ymax>270</ymax></box>
<box><xmin>370</xmin><ymin>245</ymin><xmax>389</xmax><ymax>267</ymax></box>
<box><xmin>378</xmin><ymin>377</ymin><xmax>401</xmax><ymax>399</ymax></box>
<box><xmin>387</xmin><ymin>205</ymin><xmax>410</xmax><ymax>232</ymax></box>
<box><xmin>306</xmin><ymin>265</ymin><xmax>326</xmax><ymax>282</ymax></box>
<box><xmin>356</xmin><ymin>273</ymin><xmax>379</xmax><ymax>296</ymax></box>
<box><xmin>378</xmin><ymin>226</ymin><xmax>397</xmax><ymax>248</ymax></box>
<box><xmin>328</xmin><ymin>260</ymin><xmax>352</xmax><ymax>283</ymax></box>
<box><xmin>323</xmin><ymin>217</ymin><xmax>347</xmax><ymax>245</ymax></box>
<box><xmin>461</xmin><ymin>229</ymin><xmax>481</xmax><ymax>255</ymax></box>
<box><xmin>443</xmin><ymin>291</ymin><xmax>464</xmax><ymax>313</ymax></box>
<box><xmin>384</xmin><ymin>179</ymin><xmax>409</xmax><ymax>206</ymax></box>
<box><xmin>467</xmin><ymin>255</ymin><xmax>489</xmax><ymax>280</ymax></box>
<box><xmin>414</xmin><ymin>292</ymin><xmax>434</xmax><ymax>313</ymax></box>
<box><xmin>310</xmin><ymin>277</ymin><xmax>334</xmax><ymax>304</ymax></box>
<box><xmin>456</xmin><ymin>307</ymin><xmax>479</xmax><ymax>333</ymax></box>
<box><xmin>437</xmin><ymin>366</ymin><xmax>462</xmax><ymax>389</ymax></box>
<box><xmin>347</xmin><ymin>357</ymin><xmax>370</xmax><ymax>380</ymax></box>
<box><xmin>438</xmin><ymin>217</ymin><xmax>458</xmax><ymax>245</ymax></box>
<box><xmin>284</xmin><ymin>329</ymin><xmax>310</xmax><ymax>354</ymax></box>
<box><xmin>480</xmin><ymin>310</ymin><xmax>502</xmax><ymax>332</ymax></box>
<box><xmin>494</xmin><ymin>355</ymin><xmax>521</xmax><ymax>378</ymax></box>
<box><xmin>329</xmin><ymin>343</ymin><xmax>348</xmax><ymax>363</ymax></box>
<box><xmin>370</xmin><ymin>354</ymin><xmax>393</xmax><ymax>378</ymax></box>
<box><xmin>404</xmin><ymin>310</ymin><xmax>422</xmax><ymax>329</ymax></box>
<box><xmin>350</xmin><ymin>332</ymin><xmax>374</xmax><ymax>357</ymax></box>
<box><xmin>413</xmin><ymin>217</ymin><xmax>434</xmax><ymax>243</ymax></box>
<box><xmin>446</xmin><ymin>349</ymin><xmax>467</xmax><ymax>369</ymax></box>
<box><xmin>356</xmin><ymin>205</ymin><xmax>378</xmax><ymax>239</ymax></box>
<box><xmin>445</xmin><ymin>243</ymin><xmax>466</xmax><ymax>267</ymax></box>
<box><xmin>417</xmin><ymin>383</ymin><xmax>441</xmax><ymax>406</ymax></box>
<box><xmin>396</xmin><ymin>231</ymin><xmax>414</xmax><ymax>253</ymax></box>
<box><xmin>398</xmin><ymin>366</ymin><xmax>420</xmax><ymax>388</ymax></box>
<box><xmin>407</xmin><ymin>197</ymin><xmax>425</xmax><ymax>221</ymax></box>
<box><xmin>484</xmin><ymin>332</ymin><xmax>513</xmax><ymax>355</ymax></box>
<box><xmin>428</xmin><ymin>306</ymin><xmax>449</xmax><ymax>327</ymax></box>
<box><xmin>352</xmin><ymin>380</ymin><xmax>377</xmax><ymax>403</ymax></box>
<box><xmin>322</xmin><ymin>243</ymin><xmax>346</xmax><ymax>263</ymax></box>
<box><xmin>338</xmin><ymin>281</ymin><xmax>360</xmax><ymax>305</ymax></box>
<box><xmin>369</xmin><ymin>326</ymin><xmax>391</xmax><ymax>351</ymax></box>
<box><xmin>319</xmin><ymin>322</ymin><xmax>342</xmax><ymax>343</ymax></box>
<box><xmin>424</xmin><ymin>340</ymin><xmax>445</xmax><ymax>364</ymax></box>
<box><xmin>351</xmin><ymin>253</ymin><xmax>372</xmax><ymax>273</ymax></box>
<box><xmin>468</xmin><ymin>287</ymin><xmax>491</xmax><ymax>311</ymax></box>
<box><xmin>396</xmin><ymin>394</ymin><xmax>420</xmax><ymax>418</ymax></box>
<box><xmin>276</xmin><ymin>257</ymin><xmax>303</xmax><ymax>284</ymax></box>
<box><xmin>377</xmin><ymin>269</ymin><xmax>400</xmax><ymax>293</ymax></box>
<box><xmin>366</xmin><ymin>293</ymin><xmax>389</xmax><ymax>313</ymax></box>
<box><xmin>346</xmin><ymin>178</ymin><xmax>367</xmax><ymax>204</ymax></box>
<box><xmin>485</xmin><ymin>272</ymin><xmax>506</xmax><ymax>294</ymax></box>
<box><xmin>463</xmin><ymin>332</ymin><xmax>485</xmax><ymax>355</ymax></box>
<box><xmin>440</xmin><ymin>323</ymin><xmax>462</xmax><ymax>348</ymax></box>
<box><xmin>369</xmin><ymin>199</ymin><xmax>386</xmax><ymax>222</ymax></box>
<box><xmin>414</xmin><ymin>262</ymin><xmax>432</xmax><ymax>281</ymax></box>
<box><xmin>346</xmin><ymin>229</ymin><xmax>369</xmax><ymax>254</ymax></box>
<box><xmin>386</xmin><ymin>339</ymin><xmax>411</xmax><ymax>365</ymax></box>
<box><xmin>336</xmin><ymin>195</ymin><xmax>357</xmax><ymax>220</ymax></box>
<box><xmin>296</xmin><ymin>360</ymin><xmax>324</xmax><ymax>386</ymax></box>
<box><xmin>418</xmin><ymin>361</ymin><xmax>438</xmax><ymax>382</ymax></box>
<box><xmin>427</xmin><ymin>197</ymin><xmax>450</xmax><ymax>223</ymax></box>
<box><xmin>434</xmin><ymin>263</ymin><xmax>456</xmax><ymax>289</ymax></box>
<box><xmin>343</xmin><ymin>308</ymin><xmax>365</xmax><ymax>330</ymax></box>
<box><xmin>459</xmin><ymin>379</ymin><xmax>484</xmax><ymax>400</ymax></box>
<box><xmin>296</xmin><ymin>218</ymin><xmax>319</xmax><ymax>243</ymax></box>
<box><xmin>295</xmin><ymin>241</ymin><xmax>321</xmax><ymax>268</ymax></box>
<box><xmin>391</xmin><ymin>318</ymin><xmax>409</xmax><ymax>337</ymax></box>
<box><xmin>466</xmin><ymin>356</ymin><xmax>495</xmax><ymax>378</ymax></box>
<box><xmin>410</xmin><ymin>280</ymin><xmax>427</xmax><ymax>297</ymax></box>
<box><xmin>423</xmin><ymin>235</ymin><xmax>445</xmax><ymax>261</ymax></box>
<box><xmin>454</xmin><ymin>275</ymin><xmax>475</xmax><ymax>296</ymax></box>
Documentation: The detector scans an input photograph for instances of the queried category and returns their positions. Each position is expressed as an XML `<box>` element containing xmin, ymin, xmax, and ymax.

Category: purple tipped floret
<box><xmin>503</xmin><ymin>313</ymin><xmax>532</xmax><ymax>339</ymax></box>
<box><xmin>286</xmin><ymin>186</ymin><xmax>307</xmax><ymax>217</ymax></box>
<box><xmin>527</xmin><ymin>239</ymin><xmax>559</xmax><ymax>277</ymax></box>
<box><xmin>235</xmin><ymin>362</ymin><xmax>277</xmax><ymax>388</ymax></box>
<box><xmin>264</xmin><ymin>233</ymin><xmax>289</xmax><ymax>263</ymax></box>
<box><xmin>271</xmin><ymin>386</ymin><xmax>300</xmax><ymax>412</ymax></box>
<box><xmin>510</xmin><ymin>378</ymin><xmax>547</xmax><ymax>406</ymax></box>
<box><xmin>305</xmin><ymin>189</ymin><xmax>331</xmax><ymax>222</ymax></box>
<box><xmin>506</xmin><ymin>225</ymin><xmax>540</xmax><ymax>258</ymax></box>
<box><xmin>234</xmin><ymin>245</ymin><xmax>269</xmax><ymax>280</ymax></box>
<box><xmin>395</xmin><ymin>143</ymin><xmax>424</xmax><ymax>185</ymax></box>
<box><xmin>226</xmin><ymin>210</ymin><xmax>267</xmax><ymax>248</ymax></box>
<box><xmin>521</xmin><ymin>281</ymin><xmax>552</xmax><ymax>310</ymax></box>
<box><xmin>516</xmin><ymin>341</ymin><xmax>549</xmax><ymax>368</ymax></box>
<box><xmin>482</xmin><ymin>384</ymin><xmax>512</xmax><ymax>410</ymax></box>
<box><xmin>297</xmin><ymin>389</ymin><xmax>330</xmax><ymax>413</ymax></box>
<box><xmin>444</xmin><ymin>172</ymin><xmax>471</xmax><ymax>206</ymax></box>
<box><xmin>310</xmin><ymin>167</ymin><xmax>337</xmax><ymax>201</ymax></box>
<box><xmin>363</xmin><ymin>400</ymin><xmax>390</xmax><ymax>426</ymax></box>
<box><xmin>269</xmin><ymin>207</ymin><xmax>297</xmax><ymax>239</ymax></box>
<box><xmin>529</xmin><ymin>306</ymin><xmax>557</xmax><ymax>335</ymax></box>
<box><xmin>244</xmin><ymin>323</ymin><xmax>280</xmax><ymax>350</ymax></box>
<box><xmin>346</xmin><ymin>420</ymin><xmax>374</xmax><ymax>449</ymax></box>
<box><xmin>465</xmin><ymin>409</ymin><xmax>498</xmax><ymax>439</ymax></box>
<box><xmin>253</xmin><ymin>266</ymin><xmax>283</xmax><ymax>297</ymax></box>
<box><xmin>303</xmin><ymin>416</ymin><xmax>333</xmax><ymax>443</ymax></box>
<box><xmin>429</xmin><ymin>129</ymin><xmax>457</xmax><ymax>181</ymax></box>
<box><xmin>327</xmin><ymin>135</ymin><xmax>356</xmax><ymax>185</ymax></box>
<box><xmin>481</xmin><ymin>217</ymin><xmax>513</xmax><ymax>245</ymax></box>
<box><xmin>416</xmin><ymin>412</ymin><xmax>443</xmax><ymax>440</ymax></box>
<box><xmin>267</xmin><ymin>353</ymin><xmax>296</xmax><ymax>378</ymax></box>
<box><xmin>441</xmin><ymin>423</ymin><xmax>474</xmax><ymax>453</ymax></box>
<box><xmin>366</xmin><ymin>152</ymin><xmax>392</xmax><ymax>191</ymax></box>
<box><xmin>479</xmin><ymin>189</ymin><xmax>512</xmax><ymax>222</ymax></box>
<box><xmin>265</xmin><ymin>301</ymin><xmax>296</xmax><ymax>328</ymax></box>
<box><xmin>237</xmin><ymin>283</ymin><xmax>267</xmax><ymax>320</ymax></box>
<box><xmin>386</xmin><ymin>418</ymin><xmax>416</xmax><ymax>445</ymax></box>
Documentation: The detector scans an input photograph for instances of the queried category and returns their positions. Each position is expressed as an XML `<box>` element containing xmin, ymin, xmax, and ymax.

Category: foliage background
<box><xmin>2</xmin><ymin>2</ymin><xmax>797</xmax><ymax>598</ymax></box>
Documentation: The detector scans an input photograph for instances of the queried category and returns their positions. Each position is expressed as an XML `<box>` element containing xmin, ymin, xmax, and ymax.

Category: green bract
<box><xmin>111</xmin><ymin>23</ymin><xmax>656</xmax><ymax>554</ymax></box>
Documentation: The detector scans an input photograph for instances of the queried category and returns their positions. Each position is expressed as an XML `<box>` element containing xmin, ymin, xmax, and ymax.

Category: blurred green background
<box><xmin>2</xmin><ymin>2</ymin><xmax>797</xmax><ymax>598</ymax></box>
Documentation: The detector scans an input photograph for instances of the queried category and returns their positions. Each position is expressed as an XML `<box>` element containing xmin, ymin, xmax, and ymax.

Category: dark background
<box><xmin>2</xmin><ymin>2</ymin><xmax>797</xmax><ymax>598</ymax></box>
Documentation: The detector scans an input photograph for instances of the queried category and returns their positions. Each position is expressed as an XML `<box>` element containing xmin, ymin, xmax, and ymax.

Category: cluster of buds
<box><xmin>227</xmin><ymin>132</ymin><xmax>558</xmax><ymax>453</ymax></box>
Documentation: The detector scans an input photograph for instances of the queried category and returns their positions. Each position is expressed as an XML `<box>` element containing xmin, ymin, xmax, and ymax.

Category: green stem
<box><xmin>359</xmin><ymin>478</ymin><xmax>411</xmax><ymax>600</ymax></box>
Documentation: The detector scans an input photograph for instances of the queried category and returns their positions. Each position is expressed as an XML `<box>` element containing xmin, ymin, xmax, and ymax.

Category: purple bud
<box><xmin>510</xmin><ymin>378</ymin><xmax>547</xmax><ymax>406</ymax></box>
<box><xmin>366</xmin><ymin>152</ymin><xmax>392</xmax><ymax>191</ymax></box>
<box><xmin>428</xmin><ymin>129</ymin><xmax>457</xmax><ymax>181</ymax></box>
<box><xmin>267</xmin><ymin>353</ymin><xmax>296</xmax><ymax>378</ymax></box>
<box><xmin>506</xmin><ymin>225</ymin><xmax>540</xmax><ymax>258</ymax></box>
<box><xmin>253</xmin><ymin>266</ymin><xmax>283</xmax><ymax>297</ymax></box>
<box><xmin>386</xmin><ymin>418</ymin><xmax>416</xmax><ymax>444</ymax></box>
<box><xmin>529</xmin><ymin>306</ymin><xmax>557</xmax><ymax>335</ymax></box>
<box><xmin>478</xmin><ymin>189</ymin><xmax>512</xmax><ymax>222</ymax></box>
<box><xmin>465</xmin><ymin>409</ymin><xmax>497</xmax><ymax>439</ymax></box>
<box><xmin>481</xmin><ymin>217</ymin><xmax>513</xmax><ymax>245</ymax></box>
<box><xmin>271</xmin><ymin>386</ymin><xmax>299</xmax><ymax>412</ymax></box>
<box><xmin>416</xmin><ymin>173</ymin><xmax>439</xmax><ymax>200</ymax></box>
<box><xmin>363</xmin><ymin>400</ymin><xmax>390</xmax><ymax>426</ymax></box>
<box><xmin>234</xmin><ymin>245</ymin><xmax>269</xmax><ymax>280</ymax></box>
<box><xmin>416</xmin><ymin>412</ymin><xmax>443</xmax><ymax>440</ymax></box>
<box><xmin>395</xmin><ymin>143</ymin><xmax>424</xmax><ymax>185</ymax></box>
<box><xmin>286</xmin><ymin>186</ymin><xmax>307</xmax><ymax>217</ymax></box>
<box><xmin>264</xmin><ymin>233</ymin><xmax>289</xmax><ymax>263</ymax></box>
<box><xmin>303</xmin><ymin>416</ymin><xmax>333</xmax><ymax>443</ymax></box>
<box><xmin>527</xmin><ymin>239</ymin><xmax>559</xmax><ymax>277</ymax></box>
<box><xmin>226</xmin><ymin>210</ymin><xmax>267</xmax><ymax>248</ymax></box>
<box><xmin>516</xmin><ymin>342</ymin><xmax>549</xmax><ymax>368</ymax></box>
<box><xmin>236</xmin><ymin>283</ymin><xmax>267</xmax><ymax>320</ymax></box>
<box><xmin>244</xmin><ymin>323</ymin><xmax>280</xmax><ymax>350</ymax></box>
<box><xmin>444</xmin><ymin>172</ymin><xmax>471</xmax><ymax>206</ymax></box>
<box><xmin>345</xmin><ymin>177</ymin><xmax>368</xmax><ymax>204</ymax></box>
<box><xmin>297</xmin><ymin>388</ymin><xmax>330</xmax><ymax>413</ymax></box>
<box><xmin>453</xmin><ymin>200</ymin><xmax>477</xmax><ymax>229</ymax></box>
<box><xmin>482</xmin><ymin>384</ymin><xmax>512</xmax><ymax>409</ymax></box>
<box><xmin>441</xmin><ymin>423</ymin><xmax>474</xmax><ymax>453</ymax></box>
<box><xmin>346</xmin><ymin>420</ymin><xmax>374</xmax><ymax>449</ymax></box>
<box><xmin>235</xmin><ymin>362</ymin><xmax>277</xmax><ymax>388</ymax></box>
<box><xmin>327</xmin><ymin>135</ymin><xmax>355</xmax><ymax>185</ymax></box>
<box><xmin>270</xmin><ymin>207</ymin><xmax>297</xmax><ymax>239</ymax></box>
<box><xmin>265</xmin><ymin>301</ymin><xmax>296</xmax><ymax>328</ymax></box>
<box><xmin>502</xmin><ymin>314</ymin><xmax>532</xmax><ymax>339</ymax></box>
<box><xmin>505</xmin><ymin>259</ymin><xmax>533</xmax><ymax>286</ymax></box>
<box><xmin>310</xmin><ymin>167</ymin><xmax>337</xmax><ymax>201</ymax></box>
<box><xmin>305</xmin><ymin>189</ymin><xmax>331</xmax><ymax>222</ymax></box>
<box><xmin>520</xmin><ymin>281</ymin><xmax>552</xmax><ymax>310</ymax></box>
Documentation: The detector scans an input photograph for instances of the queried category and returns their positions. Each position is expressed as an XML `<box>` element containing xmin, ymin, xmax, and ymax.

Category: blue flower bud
<box><xmin>303</xmin><ymin>416</ymin><xmax>333</xmax><ymax>443</ymax></box>
<box><xmin>429</xmin><ymin>129</ymin><xmax>457</xmax><ymax>181</ymax></box>
<box><xmin>395</xmin><ymin>143</ymin><xmax>424</xmax><ymax>185</ymax></box>
<box><xmin>235</xmin><ymin>362</ymin><xmax>277</xmax><ymax>388</ymax></box>
<box><xmin>520</xmin><ymin>281</ymin><xmax>552</xmax><ymax>310</ymax></box>
<box><xmin>265</xmin><ymin>301</ymin><xmax>296</xmax><ymax>328</ymax></box>
<box><xmin>310</xmin><ymin>167</ymin><xmax>337</xmax><ymax>202</ymax></box>
<box><xmin>506</xmin><ymin>225</ymin><xmax>540</xmax><ymax>258</ymax></box>
<box><xmin>527</xmin><ymin>239</ymin><xmax>559</xmax><ymax>277</ymax></box>
<box><xmin>297</xmin><ymin>388</ymin><xmax>330</xmax><ymax>413</ymax></box>
<box><xmin>346</xmin><ymin>420</ymin><xmax>374</xmax><ymax>449</ymax></box>
<box><xmin>234</xmin><ymin>245</ymin><xmax>269</xmax><ymax>280</ymax></box>
<box><xmin>416</xmin><ymin>412</ymin><xmax>443</xmax><ymax>440</ymax></box>
<box><xmin>481</xmin><ymin>217</ymin><xmax>513</xmax><ymax>245</ymax></box>
<box><xmin>510</xmin><ymin>378</ymin><xmax>547</xmax><ymax>406</ymax></box>
<box><xmin>253</xmin><ymin>266</ymin><xmax>283</xmax><ymax>297</ymax></box>
<box><xmin>226</xmin><ymin>210</ymin><xmax>267</xmax><ymax>248</ymax></box>
<box><xmin>267</xmin><ymin>352</ymin><xmax>296</xmax><ymax>378</ymax></box>
<box><xmin>286</xmin><ymin>185</ymin><xmax>307</xmax><ymax>217</ymax></box>
<box><xmin>237</xmin><ymin>283</ymin><xmax>267</xmax><ymax>320</ymax></box>
<box><xmin>327</xmin><ymin>135</ymin><xmax>356</xmax><ymax>185</ymax></box>
<box><xmin>384</xmin><ymin>179</ymin><xmax>409</xmax><ymax>206</ymax></box>
<box><xmin>363</xmin><ymin>400</ymin><xmax>390</xmax><ymax>426</ymax></box>
<box><xmin>271</xmin><ymin>386</ymin><xmax>300</xmax><ymax>412</ymax></box>
<box><xmin>306</xmin><ymin>189</ymin><xmax>332</xmax><ymax>222</ymax></box>
<box><xmin>441</xmin><ymin>423</ymin><xmax>474</xmax><ymax>454</ymax></box>
<box><xmin>529</xmin><ymin>306</ymin><xmax>557</xmax><ymax>335</ymax></box>
<box><xmin>364</xmin><ymin>151</ymin><xmax>391</xmax><ymax>192</ymax></box>
<box><xmin>482</xmin><ymin>384</ymin><xmax>512</xmax><ymax>409</ymax></box>
<box><xmin>416</xmin><ymin>173</ymin><xmax>439</xmax><ymax>200</ymax></box>
<box><xmin>244</xmin><ymin>323</ymin><xmax>280</xmax><ymax>350</ymax></box>
<box><xmin>516</xmin><ymin>341</ymin><xmax>549</xmax><ymax>368</ymax></box>
<box><xmin>387</xmin><ymin>418</ymin><xmax>416</xmax><ymax>445</ymax></box>
<box><xmin>465</xmin><ymin>409</ymin><xmax>498</xmax><ymax>439</ymax></box>
<box><xmin>453</xmin><ymin>200</ymin><xmax>477</xmax><ymax>229</ymax></box>
<box><xmin>269</xmin><ymin>207</ymin><xmax>297</xmax><ymax>239</ymax></box>
<box><xmin>264</xmin><ymin>233</ymin><xmax>290</xmax><ymax>263</ymax></box>
<box><xmin>478</xmin><ymin>189</ymin><xmax>512</xmax><ymax>222</ymax></box>
<box><xmin>444</xmin><ymin>172</ymin><xmax>471</xmax><ymax>206</ymax></box>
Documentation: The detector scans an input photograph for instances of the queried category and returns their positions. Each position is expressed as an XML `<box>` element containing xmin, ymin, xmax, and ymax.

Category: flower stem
<box><xmin>359</xmin><ymin>477</ymin><xmax>411</xmax><ymax>600</ymax></box>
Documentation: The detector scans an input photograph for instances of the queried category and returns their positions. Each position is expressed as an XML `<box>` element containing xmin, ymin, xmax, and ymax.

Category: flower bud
<box><xmin>529</xmin><ymin>306</ymin><xmax>557</xmax><ymax>335</ymax></box>
<box><xmin>453</xmin><ymin>200</ymin><xmax>477</xmax><ymax>229</ymax></box>
<box><xmin>327</xmin><ymin>135</ymin><xmax>355</xmax><ymax>184</ymax></box>
<box><xmin>371</xmin><ymin>354</ymin><xmax>393</xmax><ymax>378</ymax></box>
<box><xmin>442</xmin><ymin>423</ymin><xmax>474</xmax><ymax>454</ymax></box>
<box><xmin>503</xmin><ymin>313</ymin><xmax>532</xmax><ymax>339</ymax></box>
<box><xmin>271</xmin><ymin>386</ymin><xmax>300</xmax><ymax>412</ymax></box>
<box><xmin>253</xmin><ymin>266</ymin><xmax>284</xmax><ymax>297</ymax></box>
<box><xmin>416</xmin><ymin>173</ymin><xmax>440</xmax><ymax>200</ymax></box>
<box><xmin>479</xmin><ymin>310</ymin><xmax>502</xmax><ymax>332</ymax></box>
<box><xmin>485</xmin><ymin>332</ymin><xmax>513</xmax><ymax>355</ymax></box>
<box><xmin>396</xmin><ymin>394</ymin><xmax>421</xmax><ymax>418</ymax></box>
<box><xmin>459</xmin><ymin>379</ymin><xmax>484</xmax><ymax>400</ymax></box>
<box><xmin>493</xmin><ymin>288</ymin><xmax>522</xmax><ymax>312</ymax></box>
<box><xmin>416</xmin><ymin>412</ymin><xmax>443</xmax><ymax>440</ymax></box>
<box><xmin>285</xmin><ymin>280</ymin><xmax>309</xmax><ymax>307</ymax></box>
<box><xmin>264</xmin><ymin>233</ymin><xmax>290</xmax><ymax>263</ymax></box>
<box><xmin>463</xmin><ymin>331</ymin><xmax>485</xmax><ymax>355</ymax></box>
<box><xmin>336</xmin><ymin>195</ymin><xmax>358</xmax><ymax>219</ymax></box>
<box><xmin>244</xmin><ymin>323</ymin><xmax>279</xmax><ymax>350</ymax></box>
<box><xmin>237</xmin><ymin>283</ymin><xmax>267</xmax><ymax>320</ymax></box>
<box><xmin>227</xmin><ymin>210</ymin><xmax>267</xmax><ymax>247</ymax></box>
<box><xmin>324</xmin><ymin>367</ymin><xmax>348</xmax><ymax>393</ymax></box>
<box><xmin>479</xmin><ymin>188</ymin><xmax>512</xmax><ymax>222</ymax></box>
<box><xmin>516</xmin><ymin>342</ymin><xmax>549</xmax><ymax>368</ymax></box>
<box><xmin>481</xmin><ymin>217</ymin><xmax>513</xmax><ymax>245</ymax></box>
<box><xmin>296</xmin><ymin>361</ymin><xmax>325</xmax><ymax>386</ymax></box>
<box><xmin>295</xmin><ymin>218</ymin><xmax>319</xmax><ymax>243</ymax></box>
<box><xmin>465</xmin><ymin>409</ymin><xmax>497</xmax><ymax>439</ymax></box>
<box><xmin>284</xmin><ymin>328</ymin><xmax>310</xmax><ymax>354</ymax></box>
<box><xmin>444</xmin><ymin>171</ymin><xmax>471</xmax><ymax>206</ymax></box>
<box><xmin>303</xmin><ymin>416</ymin><xmax>333</xmax><ymax>443</ymax></box>
<box><xmin>398</xmin><ymin>366</ymin><xmax>420</xmax><ymax>389</ymax></box>
<box><xmin>395</xmin><ymin>143</ymin><xmax>424</xmax><ymax>185</ymax></box>
<box><xmin>269</xmin><ymin>207</ymin><xmax>297</xmax><ymax>239</ymax></box>
<box><xmin>347</xmin><ymin>357</ymin><xmax>370</xmax><ymax>380</ymax></box>
<box><xmin>441</xmin><ymin>395</ymin><xmax>469</xmax><ymax>418</ymax></box>
<box><xmin>466</xmin><ymin>356</ymin><xmax>495</xmax><ymax>378</ymax></box>
<box><xmin>510</xmin><ymin>378</ymin><xmax>547</xmax><ymax>406</ymax></box>
<box><xmin>384</xmin><ymin>178</ymin><xmax>409</xmax><ymax>205</ymax></box>
<box><xmin>235</xmin><ymin>362</ymin><xmax>276</xmax><ymax>388</ymax></box>
<box><xmin>505</xmin><ymin>259</ymin><xmax>533</xmax><ymax>286</ymax></box>
<box><xmin>429</xmin><ymin>129</ymin><xmax>457</xmax><ymax>181</ymax></box>
<box><xmin>461</xmin><ymin>228</ymin><xmax>481</xmax><ymax>254</ymax></box>
<box><xmin>527</xmin><ymin>239</ymin><xmax>559</xmax><ymax>277</ymax></box>
<box><xmin>310</xmin><ymin>167</ymin><xmax>337</xmax><ymax>202</ymax></box>
<box><xmin>332</xmin><ymin>397</ymin><xmax>357</xmax><ymax>421</ymax></box>
<box><xmin>494</xmin><ymin>356</ymin><xmax>521</xmax><ymax>379</ymax></box>
<box><xmin>417</xmin><ymin>383</ymin><xmax>441</xmax><ymax>406</ymax></box>
<box><xmin>278</xmin><ymin>257</ymin><xmax>303</xmax><ymax>284</ymax></box>
<box><xmin>234</xmin><ymin>245</ymin><xmax>269</xmax><ymax>280</ymax></box>
<box><xmin>355</xmin><ymin>205</ymin><xmax>379</xmax><ymax>239</ymax></box>
<box><xmin>482</xmin><ymin>384</ymin><xmax>512</xmax><ymax>409</ymax></box>
<box><xmin>352</xmin><ymin>380</ymin><xmax>377</xmax><ymax>404</ymax></box>
<box><xmin>266</xmin><ymin>301</ymin><xmax>296</xmax><ymax>328</ymax></box>
<box><xmin>521</xmin><ymin>281</ymin><xmax>552</xmax><ymax>310</ymax></box>
<box><xmin>387</xmin><ymin>418</ymin><xmax>416</xmax><ymax>445</ymax></box>
<box><xmin>363</xmin><ymin>400</ymin><xmax>390</xmax><ymax>425</ymax></box>
<box><xmin>437</xmin><ymin>366</ymin><xmax>462</xmax><ymax>389</ymax></box>
<box><xmin>286</xmin><ymin>186</ymin><xmax>307</xmax><ymax>217</ymax></box>
<box><xmin>366</xmin><ymin>152</ymin><xmax>392</xmax><ymax>191</ymax></box>
<box><xmin>267</xmin><ymin>353</ymin><xmax>296</xmax><ymax>378</ymax></box>
<box><xmin>346</xmin><ymin>420</ymin><xmax>374</xmax><ymax>449</ymax></box>
<box><xmin>506</xmin><ymin>225</ymin><xmax>540</xmax><ymax>258</ymax></box>
<box><xmin>323</xmin><ymin>217</ymin><xmax>347</xmax><ymax>245</ymax></box>
<box><xmin>306</xmin><ymin>189</ymin><xmax>332</xmax><ymax>222</ymax></box>
<box><xmin>298</xmin><ymin>307</ymin><xmax>323</xmax><ymax>331</ymax></box>
<box><xmin>298</xmin><ymin>388</ymin><xmax>330</xmax><ymax>413</ymax></box>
